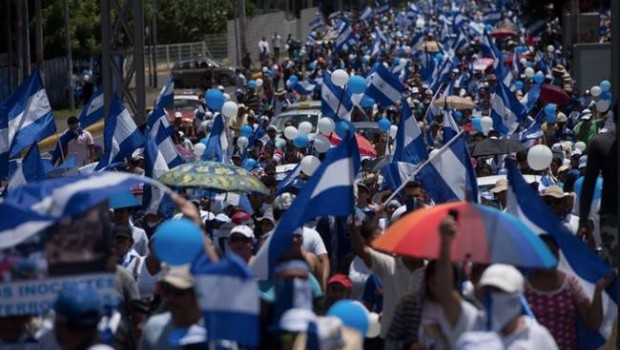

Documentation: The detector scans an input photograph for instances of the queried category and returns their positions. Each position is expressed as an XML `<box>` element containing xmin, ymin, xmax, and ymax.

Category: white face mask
<box><xmin>484</xmin><ymin>292</ymin><xmax>522</xmax><ymax>332</ymax></box>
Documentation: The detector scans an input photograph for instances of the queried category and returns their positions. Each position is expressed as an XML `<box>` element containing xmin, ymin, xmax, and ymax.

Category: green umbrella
<box><xmin>158</xmin><ymin>161</ymin><xmax>270</xmax><ymax>194</ymax></box>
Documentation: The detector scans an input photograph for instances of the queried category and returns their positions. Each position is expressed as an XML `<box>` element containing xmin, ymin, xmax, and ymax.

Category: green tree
<box><xmin>41</xmin><ymin>0</ymin><xmax>101</xmax><ymax>59</ymax></box>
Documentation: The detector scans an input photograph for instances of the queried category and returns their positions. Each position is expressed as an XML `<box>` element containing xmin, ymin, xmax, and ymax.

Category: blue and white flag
<box><xmin>505</xmin><ymin>161</ymin><xmax>618</xmax><ymax>350</ymax></box>
<box><xmin>442</xmin><ymin>109</ymin><xmax>460</xmax><ymax>142</ymax></box>
<box><xmin>276</xmin><ymin>163</ymin><xmax>302</xmax><ymax>195</ymax></box>
<box><xmin>370</xmin><ymin>36</ymin><xmax>382</xmax><ymax>58</ymax></box>
<box><xmin>453</xmin><ymin>13</ymin><xmax>467</xmax><ymax>30</ymax></box>
<box><xmin>96</xmin><ymin>96</ymin><xmax>145</xmax><ymax>170</ymax></box>
<box><xmin>518</xmin><ymin>112</ymin><xmax>544</xmax><ymax>147</ymax></box>
<box><xmin>392</xmin><ymin>60</ymin><xmax>411</xmax><ymax>83</ymax></box>
<box><xmin>4</xmin><ymin>172</ymin><xmax>146</xmax><ymax>218</ymax></box>
<box><xmin>150</xmin><ymin>117</ymin><xmax>184</xmax><ymax>168</ymax></box>
<box><xmin>393</xmin><ymin>102</ymin><xmax>428</xmax><ymax>164</ymax></box>
<box><xmin>468</xmin><ymin>21</ymin><xmax>485</xmax><ymax>37</ymax></box>
<box><xmin>520</xmin><ymin>84</ymin><xmax>541</xmax><ymax>112</ymax></box>
<box><xmin>203</xmin><ymin>113</ymin><xmax>230</xmax><ymax>162</ymax></box>
<box><xmin>193</xmin><ymin>254</ymin><xmax>260</xmax><ymax>346</ymax></box>
<box><xmin>490</xmin><ymin>81</ymin><xmax>527</xmax><ymax>135</ymax></box>
<box><xmin>417</xmin><ymin>133</ymin><xmax>478</xmax><ymax>203</ymax></box>
<box><xmin>321</xmin><ymin>71</ymin><xmax>353</xmax><ymax>120</ymax></box>
<box><xmin>79</xmin><ymin>86</ymin><xmax>105</xmax><ymax>129</ymax></box>
<box><xmin>154</xmin><ymin>75</ymin><xmax>174</xmax><ymax>109</ymax></box>
<box><xmin>366</xmin><ymin>63</ymin><xmax>403</xmax><ymax>107</ymax></box>
<box><xmin>5</xmin><ymin>143</ymin><xmax>45</xmax><ymax>192</ymax></box>
<box><xmin>143</xmin><ymin>131</ymin><xmax>175</xmax><ymax>217</ymax></box>
<box><xmin>292</xmin><ymin>80</ymin><xmax>317</xmax><ymax>96</ymax></box>
<box><xmin>376</xmin><ymin>1</ymin><xmax>389</xmax><ymax>14</ymax></box>
<box><xmin>482</xmin><ymin>9</ymin><xmax>502</xmax><ymax>25</ymax></box>
<box><xmin>250</xmin><ymin>128</ymin><xmax>360</xmax><ymax>279</ymax></box>
<box><xmin>360</xmin><ymin>6</ymin><xmax>374</xmax><ymax>22</ymax></box>
<box><xmin>480</xmin><ymin>30</ymin><xmax>501</xmax><ymax>65</ymax></box>
<box><xmin>309</xmin><ymin>14</ymin><xmax>324</xmax><ymax>31</ymax></box>
<box><xmin>0</xmin><ymin>201</ymin><xmax>55</xmax><ymax>249</ymax></box>
<box><xmin>334</xmin><ymin>22</ymin><xmax>357</xmax><ymax>52</ymax></box>
<box><xmin>4</xmin><ymin>70</ymin><xmax>56</xmax><ymax>158</ymax></box>
<box><xmin>406</xmin><ymin>3</ymin><xmax>420</xmax><ymax>18</ymax></box>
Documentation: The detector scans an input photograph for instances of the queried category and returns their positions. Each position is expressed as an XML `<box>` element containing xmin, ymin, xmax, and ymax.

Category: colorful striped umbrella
<box><xmin>372</xmin><ymin>202</ymin><xmax>557</xmax><ymax>269</ymax></box>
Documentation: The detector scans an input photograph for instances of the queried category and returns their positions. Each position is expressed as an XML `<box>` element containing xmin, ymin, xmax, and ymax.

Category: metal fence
<box><xmin>145</xmin><ymin>34</ymin><xmax>229</xmax><ymax>77</ymax></box>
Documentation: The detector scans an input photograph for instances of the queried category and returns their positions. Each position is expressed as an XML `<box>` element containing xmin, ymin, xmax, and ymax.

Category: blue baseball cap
<box><xmin>54</xmin><ymin>285</ymin><xmax>102</xmax><ymax>327</ymax></box>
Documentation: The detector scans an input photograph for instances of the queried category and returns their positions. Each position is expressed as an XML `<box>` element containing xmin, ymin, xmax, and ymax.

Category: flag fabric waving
<box><xmin>5</xmin><ymin>143</ymin><xmax>46</xmax><ymax>193</ymax></box>
<box><xmin>321</xmin><ymin>71</ymin><xmax>353</xmax><ymax>120</ymax></box>
<box><xmin>505</xmin><ymin>160</ymin><xmax>618</xmax><ymax>350</ymax></box>
<box><xmin>143</xmin><ymin>130</ymin><xmax>175</xmax><ymax>217</ymax></box>
<box><xmin>490</xmin><ymin>80</ymin><xmax>527</xmax><ymax>135</ymax></box>
<box><xmin>365</xmin><ymin>63</ymin><xmax>403</xmax><ymax>107</ymax></box>
<box><xmin>154</xmin><ymin>75</ymin><xmax>174</xmax><ymax>109</ymax></box>
<box><xmin>203</xmin><ymin>113</ymin><xmax>230</xmax><ymax>163</ymax></box>
<box><xmin>79</xmin><ymin>86</ymin><xmax>105</xmax><ymax>129</ymax></box>
<box><xmin>149</xmin><ymin>117</ymin><xmax>184</xmax><ymax>168</ymax></box>
<box><xmin>250</xmin><ymin>128</ymin><xmax>360</xmax><ymax>279</ymax></box>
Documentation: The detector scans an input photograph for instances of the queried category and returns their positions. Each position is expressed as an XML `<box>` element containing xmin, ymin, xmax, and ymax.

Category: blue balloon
<box><xmin>240</xmin><ymin>125</ymin><xmax>253</xmax><ymax>138</ymax></box>
<box><xmin>544</xmin><ymin>103</ymin><xmax>557</xmax><ymax>118</ymax></box>
<box><xmin>153</xmin><ymin>219</ymin><xmax>204</xmax><ymax>266</ymax></box>
<box><xmin>348</xmin><ymin>76</ymin><xmax>367</xmax><ymax>94</ymax></box>
<box><xmin>293</xmin><ymin>134</ymin><xmax>309</xmax><ymax>148</ymax></box>
<box><xmin>392</xmin><ymin>57</ymin><xmax>400</xmax><ymax>66</ymax></box>
<box><xmin>289</xmin><ymin>75</ymin><xmax>299</xmax><ymax>84</ymax></box>
<box><xmin>360</xmin><ymin>95</ymin><xmax>375</xmax><ymax>108</ymax></box>
<box><xmin>600</xmin><ymin>80</ymin><xmax>611</xmax><ymax>92</ymax></box>
<box><xmin>243</xmin><ymin>158</ymin><xmax>257</xmax><ymax>170</ymax></box>
<box><xmin>205</xmin><ymin>89</ymin><xmax>225</xmax><ymax>110</ymax></box>
<box><xmin>327</xmin><ymin>300</ymin><xmax>369</xmax><ymax>336</ymax></box>
<box><xmin>472</xmin><ymin>117</ymin><xmax>482</xmax><ymax>132</ymax></box>
<box><xmin>601</xmin><ymin>92</ymin><xmax>612</xmax><ymax>101</ymax></box>
<box><xmin>335</xmin><ymin>120</ymin><xmax>355</xmax><ymax>138</ymax></box>
<box><xmin>362</xmin><ymin>55</ymin><xmax>370</xmax><ymax>64</ymax></box>
<box><xmin>485</xmin><ymin>24</ymin><xmax>493</xmax><ymax>32</ymax></box>
<box><xmin>377</xmin><ymin>118</ymin><xmax>391</xmax><ymax>132</ymax></box>
<box><xmin>546</xmin><ymin>114</ymin><xmax>557</xmax><ymax>123</ymax></box>
<box><xmin>247</xmin><ymin>80</ymin><xmax>257</xmax><ymax>89</ymax></box>
<box><xmin>533</xmin><ymin>71</ymin><xmax>545</xmax><ymax>84</ymax></box>
<box><xmin>514</xmin><ymin>80</ymin><xmax>524</xmax><ymax>90</ymax></box>
<box><xmin>453</xmin><ymin>110</ymin><xmax>463</xmax><ymax>122</ymax></box>
<box><xmin>434</xmin><ymin>53</ymin><xmax>443</xmax><ymax>62</ymax></box>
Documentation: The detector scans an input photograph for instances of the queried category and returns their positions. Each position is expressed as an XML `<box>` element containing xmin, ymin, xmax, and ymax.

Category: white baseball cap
<box><xmin>479</xmin><ymin>264</ymin><xmax>524</xmax><ymax>294</ymax></box>
<box><xmin>229</xmin><ymin>225</ymin><xmax>255</xmax><ymax>239</ymax></box>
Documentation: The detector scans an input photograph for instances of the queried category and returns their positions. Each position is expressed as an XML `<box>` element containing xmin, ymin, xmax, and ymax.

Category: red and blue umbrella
<box><xmin>373</xmin><ymin>202</ymin><xmax>557</xmax><ymax>269</ymax></box>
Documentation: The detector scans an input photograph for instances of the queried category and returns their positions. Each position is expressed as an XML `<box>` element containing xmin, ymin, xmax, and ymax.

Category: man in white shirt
<box><xmin>258</xmin><ymin>36</ymin><xmax>271</xmax><ymax>65</ymax></box>
<box><xmin>64</xmin><ymin>116</ymin><xmax>95</xmax><ymax>166</ymax></box>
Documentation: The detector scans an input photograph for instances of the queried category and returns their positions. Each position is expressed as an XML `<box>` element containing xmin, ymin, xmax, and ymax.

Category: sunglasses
<box><xmin>229</xmin><ymin>235</ymin><xmax>252</xmax><ymax>244</ymax></box>
<box><xmin>161</xmin><ymin>283</ymin><xmax>193</xmax><ymax>297</ymax></box>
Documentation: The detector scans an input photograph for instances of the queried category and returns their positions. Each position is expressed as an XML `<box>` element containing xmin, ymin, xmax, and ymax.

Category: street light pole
<box><xmin>63</xmin><ymin>0</ymin><xmax>74</xmax><ymax>111</ymax></box>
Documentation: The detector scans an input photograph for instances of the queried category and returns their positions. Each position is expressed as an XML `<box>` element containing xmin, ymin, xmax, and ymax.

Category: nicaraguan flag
<box><xmin>360</xmin><ymin>6</ymin><xmax>374</xmax><ymax>22</ymax></box>
<box><xmin>518</xmin><ymin>112</ymin><xmax>544</xmax><ymax>147</ymax></box>
<box><xmin>480</xmin><ymin>30</ymin><xmax>501</xmax><ymax>64</ymax></box>
<box><xmin>292</xmin><ymin>80</ymin><xmax>317</xmax><ymax>96</ymax></box>
<box><xmin>309</xmin><ymin>15</ymin><xmax>324</xmax><ymax>31</ymax></box>
<box><xmin>5</xmin><ymin>143</ymin><xmax>46</xmax><ymax>193</ymax></box>
<box><xmin>334</xmin><ymin>22</ymin><xmax>357</xmax><ymax>52</ymax></box>
<box><xmin>321</xmin><ymin>71</ymin><xmax>353</xmax><ymax>120</ymax></box>
<box><xmin>417</xmin><ymin>133</ymin><xmax>478</xmax><ymax>203</ymax></box>
<box><xmin>79</xmin><ymin>86</ymin><xmax>105</xmax><ymax>129</ymax></box>
<box><xmin>376</xmin><ymin>1</ymin><xmax>389</xmax><ymax>14</ymax></box>
<box><xmin>193</xmin><ymin>254</ymin><xmax>260</xmax><ymax>346</ymax></box>
<box><xmin>520</xmin><ymin>84</ymin><xmax>541</xmax><ymax>112</ymax></box>
<box><xmin>96</xmin><ymin>96</ymin><xmax>145</xmax><ymax>170</ymax></box>
<box><xmin>203</xmin><ymin>113</ymin><xmax>230</xmax><ymax>162</ymax></box>
<box><xmin>366</xmin><ymin>63</ymin><xmax>403</xmax><ymax>107</ymax></box>
<box><xmin>469</xmin><ymin>21</ymin><xmax>485</xmax><ymax>36</ymax></box>
<box><xmin>482</xmin><ymin>9</ymin><xmax>502</xmax><ymax>25</ymax></box>
<box><xmin>150</xmin><ymin>118</ymin><xmax>184</xmax><ymax>168</ymax></box>
<box><xmin>0</xmin><ymin>201</ymin><xmax>55</xmax><ymax>250</ymax></box>
<box><xmin>143</xmin><ymin>130</ymin><xmax>175</xmax><ymax>217</ymax></box>
<box><xmin>442</xmin><ymin>109</ymin><xmax>460</xmax><ymax>142</ymax></box>
<box><xmin>276</xmin><ymin>163</ymin><xmax>302</xmax><ymax>195</ymax></box>
<box><xmin>250</xmin><ymin>127</ymin><xmax>360</xmax><ymax>279</ymax></box>
<box><xmin>505</xmin><ymin>160</ymin><xmax>618</xmax><ymax>350</ymax></box>
<box><xmin>4</xmin><ymin>70</ymin><xmax>56</xmax><ymax>158</ymax></box>
<box><xmin>154</xmin><ymin>75</ymin><xmax>174</xmax><ymax>109</ymax></box>
<box><xmin>4</xmin><ymin>172</ymin><xmax>146</xmax><ymax>218</ymax></box>
<box><xmin>453</xmin><ymin>13</ymin><xmax>467</xmax><ymax>30</ymax></box>
<box><xmin>490</xmin><ymin>80</ymin><xmax>527</xmax><ymax>135</ymax></box>
<box><xmin>393</xmin><ymin>102</ymin><xmax>428</xmax><ymax>164</ymax></box>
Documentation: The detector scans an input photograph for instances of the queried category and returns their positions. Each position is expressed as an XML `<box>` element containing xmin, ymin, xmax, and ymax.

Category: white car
<box><xmin>269</xmin><ymin>102</ymin><xmax>321</xmax><ymax>135</ymax></box>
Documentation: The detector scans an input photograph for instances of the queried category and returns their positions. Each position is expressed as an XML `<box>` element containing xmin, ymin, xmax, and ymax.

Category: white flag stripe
<box><xmin>195</xmin><ymin>275</ymin><xmax>259</xmax><ymax>314</ymax></box>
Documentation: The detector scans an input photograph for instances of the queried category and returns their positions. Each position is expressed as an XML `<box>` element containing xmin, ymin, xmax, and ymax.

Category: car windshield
<box><xmin>206</xmin><ymin>58</ymin><xmax>221</xmax><ymax>68</ymax></box>
<box><xmin>271</xmin><ymin>113</ymin><xmax>319</xmax><ymax>132</ymax></box>
<box><xmin>172</xmin><ymin>98</ymin><xmax>199</xmax><ymax>110</ymax></box>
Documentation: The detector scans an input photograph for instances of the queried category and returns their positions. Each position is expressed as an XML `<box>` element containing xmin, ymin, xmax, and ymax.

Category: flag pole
<box><xmin>382</xmin><ymin>129</ymin><xmax>465</xmax><ymax>206</ymax></box>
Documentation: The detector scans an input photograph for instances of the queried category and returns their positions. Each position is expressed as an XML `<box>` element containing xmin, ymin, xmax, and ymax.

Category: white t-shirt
<box><xmin>130</xmin><ymin>223</ymin><xmax>149</xmax><ymax>257</ymax></box>
<box><xmin>136</xmin><ymin>259</ymin><xmax>163</xmax><ymax>300</ymax></box>
<box><xmin>562</xmin><ymin>214</ymin><xmax>580</xmax><ymax>235</ymax></box>
<box><xmin>348</xmin><ymin>256</ymin><xmax>372</xmax><ymax>301</ymax></box>
<box><xmin>66</xmin><ymin>130</ymin><xmax>94</xmax><ymax>166</ymax></box>
<box><xmin>369</xmin><ymin>249</ymin><xmax>425</xmax><ymax>338</ymax></box>
<box><xmin>301</xmin><ymin>227</ymin><xmax>327</xmax><ymax>257</ymax></box>
<box><xmin>455</xmin><ymin>302</ymin><xmax>559</xmax><ymax>350</ymax></box>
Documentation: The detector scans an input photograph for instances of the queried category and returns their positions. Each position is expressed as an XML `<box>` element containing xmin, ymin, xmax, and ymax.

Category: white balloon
<box><xmin>331</xmin><ymin>69</ymin><xmax>349</xmax><ymax>87</ymax></box>
<box><xmin>524</xmin><ymin>67</ymin><xmax>535</xmax><ymax>78</ymax></box>
<box><xmin>596</xmin><ymin>99</ymin><xmax>610</xmax><ymax>112</ymax></box>
<box><xmin>480</xmin><ymin>116</ymin><xmax>493</xmax><ymax>134</ymax></box>
<box><xmin>527</xmin><ymin>144</ymin><xmax>553</xmax><ymax>171</ymax></box>
<box><xmin>193</xmin><ymin>143</ymin><xmax>206</xmax><ymax>157</ymax></box>
<box><xmin>298</xmin><ymin>121</ymin><xmax>313</xmax><ymax>135</ymax></box>
<box><xmin>300</xmin><ymin>155</ymin><xmax>321</xmax><ymax>176</ymax></box>
<box><xmin>399</xmin><ymin>58</ymin><xmax>407</xmax><ymax>67</ymax></box>
<box><xmin>284</xmin><ymin>126</ymin><xmax>299</xmax><ymax>140</ymax></box>
<box><xmin>547</xmin><ymin>45</ymin><xmax>555</xmax><ymax>53</ymax></box>
<box><xmin>351</xmin><ymin>93</ymin><xmax>363</xmax><ymax>105</ymax></box>
<box><xmin>313</xmin><ymin>134</ymin><xmax>331</xmax><ymax>153</ymax></box>
<box><xmin>590</xmin><ymin>86</ymin><xmax>602</xmax><ymax>97</ymax></box>
<box><xmin>318</xmin><ymin>118</ymin><xmax>336</xmax><ymax>135</ymax></box>
<box><xmin>255</xmin><ymin>78</ymin><xmax>263</xmax><ymax>88</ymax></box>
<box><xmin>416</xmin><ymin>18</ymin><xmax>426</xmax><ymax>28</ymax></box>
<box><xmin>575</xmin><ymin>141</ymin><xmax>586</xmax><ymax>152</ymax></box>
<box><xmin>367</xmin><ymin>313</ymin><xmax>381</xmax><ymax>338</ymax></box>
<box><xmin>224</xmin><ymin>93</ymin><xmax>231</xmax><ymax>101</ymax></box>
<box><xmin>221</xmin><ymin>101</ymin><xmax>239</xmax><ymax>118</ymax></box>
<box><xmin>389</xmin><ymin>125</ymin><xmax>398</xmax><ymax>138</ymax></box>
<box><xmin>237</xmin><ymin>136</ymin><xmax>249</xmax><ymax>149</ymax></box>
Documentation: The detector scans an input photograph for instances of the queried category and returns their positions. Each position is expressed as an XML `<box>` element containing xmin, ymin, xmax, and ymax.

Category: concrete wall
<box><xmin>227</xmin><ymin>7</ymin><xmax>319</xmax><ymax>68</ymax></box>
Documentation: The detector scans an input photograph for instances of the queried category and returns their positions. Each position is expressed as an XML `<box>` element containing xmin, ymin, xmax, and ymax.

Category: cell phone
<box><xmin>449</xmin><ymin>209</ymin><xmax>459</xmax><ymax>222</ymax></box>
